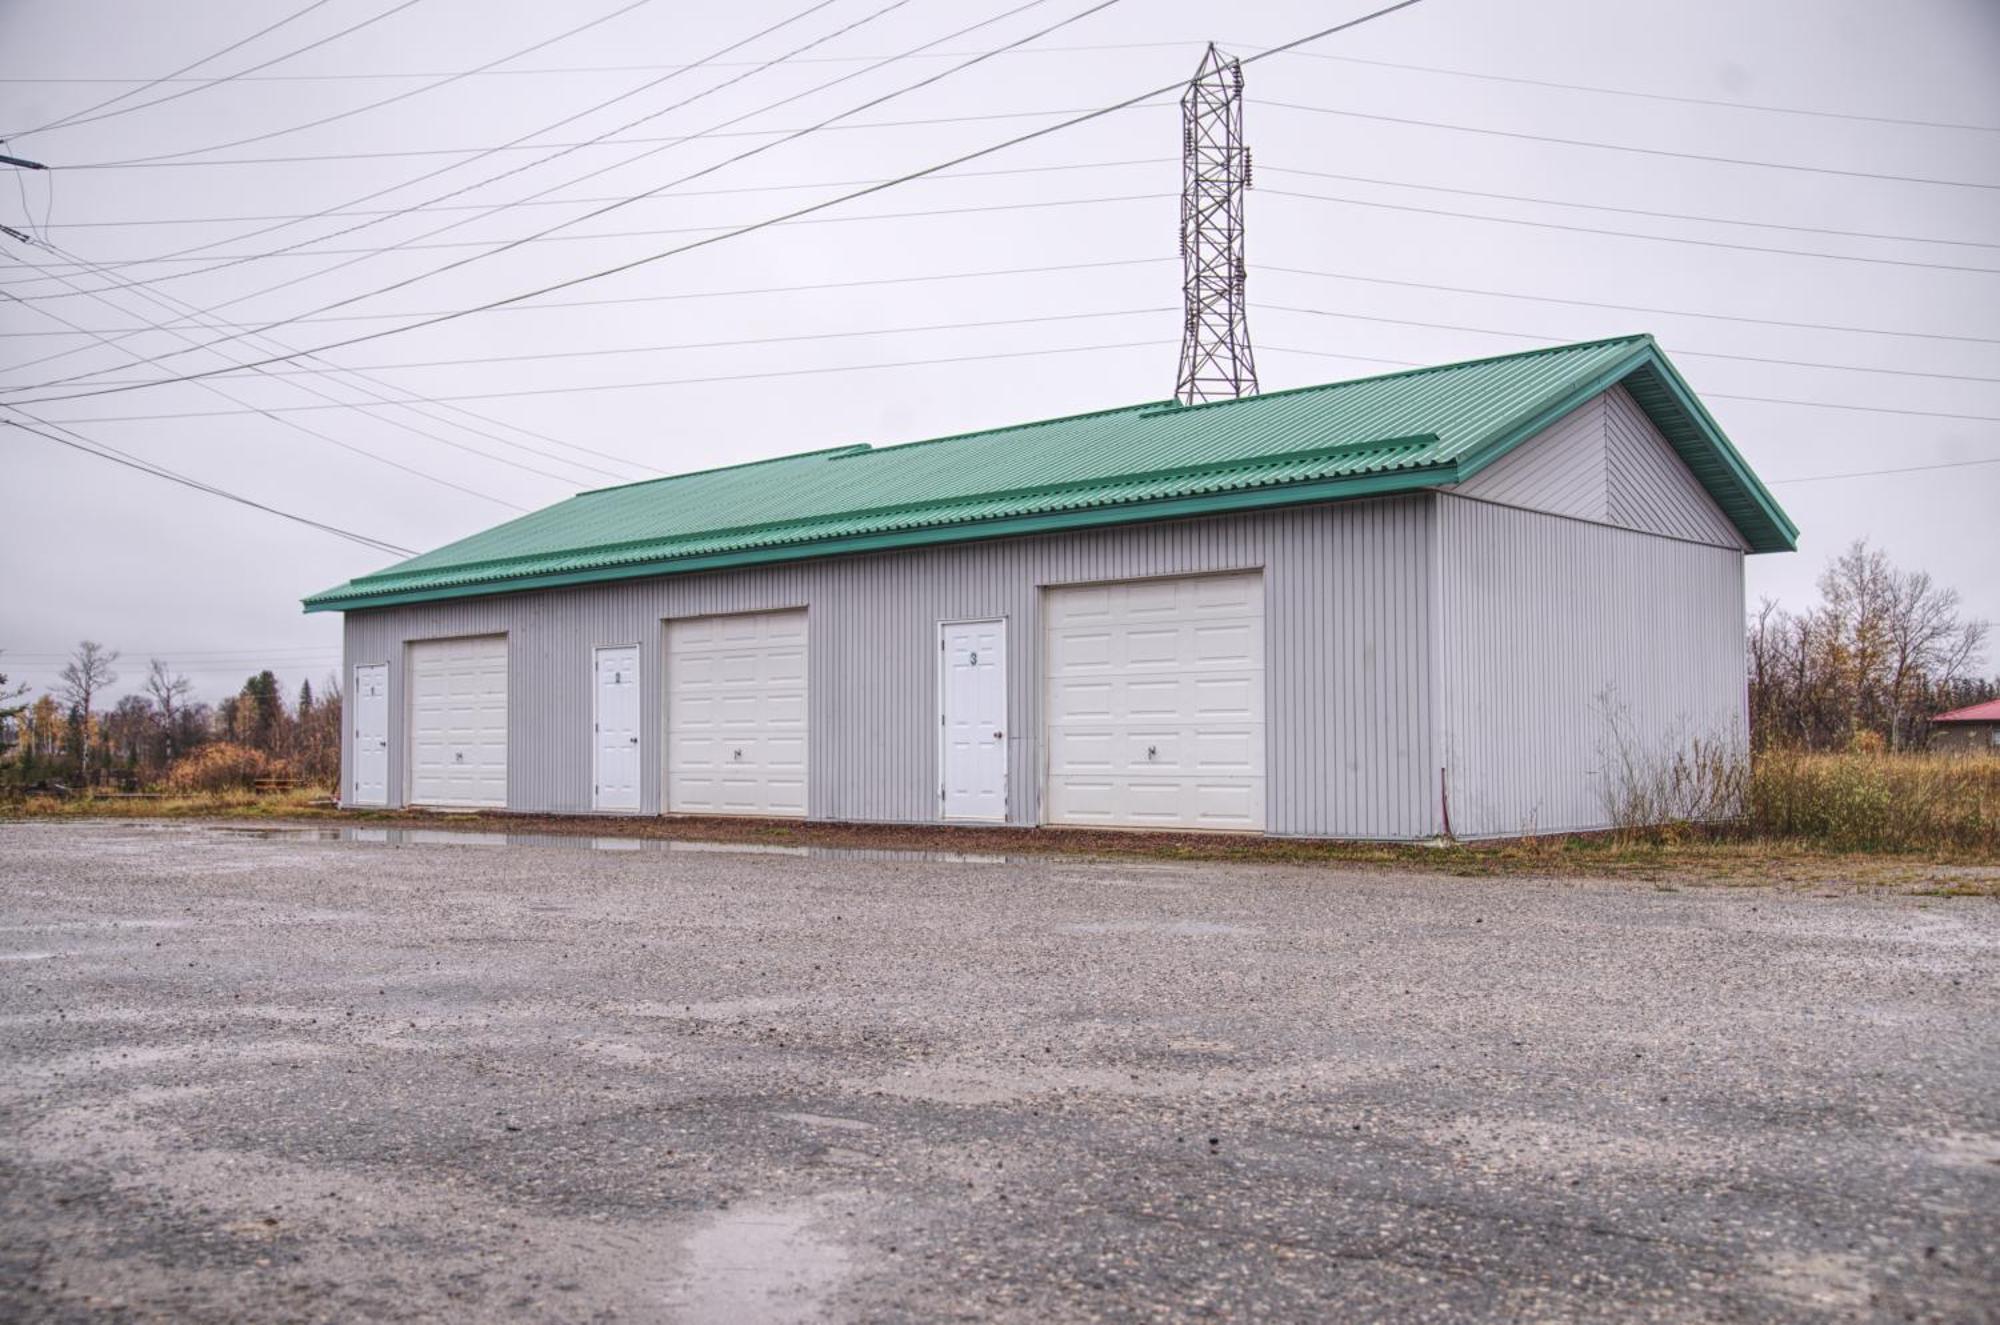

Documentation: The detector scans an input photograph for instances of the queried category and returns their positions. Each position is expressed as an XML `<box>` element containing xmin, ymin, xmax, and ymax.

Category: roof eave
<box><xmin>1451</xmin><ymin>339</ymin><xmax>1797</xmax><ymax>555</ymax></box>
<box><xmin>301</xmin><ymin>464</ymin><xmax>1457</xmax><ymax>614</ymax></box>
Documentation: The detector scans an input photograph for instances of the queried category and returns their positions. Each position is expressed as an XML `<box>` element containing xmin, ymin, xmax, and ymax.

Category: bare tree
<box><xmin>57</xmin><ymin>641</ymin><xmax>118</xmax><ymax>784</ymax></box>
<box><xmin>145</xmin><ymin>659</ymin><xmax>194</xmax><ymax>761</ymax></box>
<box><xmin>1747</xmin><ymin>541</ymin><xmax>1990</xmax><ymax>751</ymax></box>
<box><xmin>1882</xmin><ymin>567</ymin><xmax>1987</xmax><ymax>749</ymax></box>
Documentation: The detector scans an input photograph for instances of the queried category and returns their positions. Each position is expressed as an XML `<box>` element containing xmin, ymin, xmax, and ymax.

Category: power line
<box><xmin>1262</xmin><ymin>47</ymin><xmax>2000</xmax><ymax>134</ymax></box>
<box><xmin>72</xmin><ymin>306</ymin><xmax>1178</xmax><ymax>385</ymax></box>
<box><xmin>9</xmin><ymin>0</ymin><xmax>432</xmax><ymax>140</ymax></box>
<box><xmin>21</xmin><ymin>239</ymin><xmax>1995</xmax><ymax>427</ymax></box>
<box><xmin>0</xmin><ymin>191</ymin><xmax>1173</xmax><ymax>277</ymax></box>
<box><xmin>1259</xmin><ymin>304</ymin><xmax>2000</xmax><ymax>384</ymax></box>
<box><xmin>0</xmin><ymin>1</ymin><xmax>1428</xmax><ymax>407</ymax></box>
<box><xmin>6</xmin><ymin>0</ymin><xmax>338</xmax><ymax>136</ymax></box>
<box><xmin>1263</xmin><ymin>165</ymin><xmax>2000</xmax><ymax>251</ymax></box>
<box><xmin>46</xmin><ymin>104</ymin><xmax>1166</xmax><ymax>171</ymax></box>
<box><xmin>1262</xmin><ymin>343</ymin><xmax>2000</xmax><ymax>424</ymax></box>
<box><xmin>10</xmin><ymin>0</ymin><xmax>1134</xmax><ymax>386</ymax></box>
<box><xmin>1259</xmin><ymin>98</ymin><xmax>2000</xmax><ymax>191</ymax></box>
<box><xmin>0</xmin><ymin>255</ymin><xmax>1174</xmax><ymax>338</ymax></box>
<box><xmin>0</xmin><ymin>39</ymin><xmax>1201</xmax><ymax>85</ymax></box>
<box><xmin>63</xmin><ymin>267</ymin><xmax>1982</xmax><ymax>401</ymax></box>
<box><xmin>17</xmin><ymin>0</ymin><xmax>902</xmax><ymax>308</ymax></box>
<box><xmin>5</xmin><ymin>243</ymin><xmax>638</xmax><ymax>499</ymax></box>
<box><xmin>26</xmin><ymin>156</ymin><xmax>1173</xmax><ymax>230</ymax></box>
<box><xmin>102</xmin><ymin>1</ymin><xmax>655</xmax><ymax>167</ymax></box>
<box><xmin>1765</xmin><ymin>457</ymin><xmax>2000</xmax><ymax>485</ymax></box>
<box><xmin>0</xmin><ymin>0</ymin><xmax>879</xmax><ymax>398</ymax></box>
<box><xmin>3</xmin><ymin>411</ymin><xmax>415</xmax><ymax>556</ymax></box>
<box><xmin>1</xmin><ymin>264</ymin><xmax>541</xmax><ymax>507</ymax></box>
<box><xmin>5</xmin><ymin>0</ymin><xmax>1060</xmax><ymax>379</ymax></box>
<box><xmin>1261</xmin><ymin>188</ymin><xmax>2000</xmax><ymax>275</ymax></box>
<box><xmin>1262</xmin><ymin>264</ymin><xmax>2000</xmax><ymax>347</ymax></box>
<box><xmin>10</xmin><ymin>237</ymin><xmax>648</xmax><ymax>487</ymax></box>
<box><xmin>49</xmin><ymin>340</ymin><xmax>1173</xmax><ymax>420</ymax></box>
<box><xmin>8</xmin><ymin>254</ymin><xmax>1989</xmax><ymax>358</ymax></box>
<box><xmin>19</xmin><ymin>37</ymin><xmax>1994</xmax><ymax>138</ymax></box>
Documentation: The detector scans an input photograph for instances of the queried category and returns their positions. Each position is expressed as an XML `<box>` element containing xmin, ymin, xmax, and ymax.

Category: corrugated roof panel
<box><xmin>305</xmin><ymin>335</ymin><xmax>1794</xmax><ymax>611</ymax></box>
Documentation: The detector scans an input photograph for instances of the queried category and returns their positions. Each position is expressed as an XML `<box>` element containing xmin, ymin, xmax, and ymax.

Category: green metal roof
<box><xmin>304</xmin><ymin>335</ymin><xmax>1795</xmax><ymax>613</ymax></box>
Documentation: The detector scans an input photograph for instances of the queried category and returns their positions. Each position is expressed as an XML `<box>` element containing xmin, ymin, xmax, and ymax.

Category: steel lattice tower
<box><xmin>1174</xmin><ymin>43</ymin><xmax>1257</xmax><ymax>406</ymax></box>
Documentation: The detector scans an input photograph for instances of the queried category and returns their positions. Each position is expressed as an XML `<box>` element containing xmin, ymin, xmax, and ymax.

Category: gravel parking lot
<box><xmin>1</xmin><ymin>820</ymin><xmax>1995</xmax><ymax>1323</ymax></box>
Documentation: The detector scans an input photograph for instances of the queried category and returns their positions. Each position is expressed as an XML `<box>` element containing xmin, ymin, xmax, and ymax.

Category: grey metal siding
<box><xmin>342</xmin><ymin>497</ymin><xmax>1439</xmax><ymax>839</ymax></box>
<box><xmin>1452</xmin><ymin>387</ymin><xmax>1747</xmax><ymax>552</ymax></box>
<box><xmin>1452</xmin><ymin>394</ymin><xmax>1608</xmax><ymax>520</ymax></box>
<box><xmin>1604</xmin><ymin>385</ymin><xmax>1748</xmax><ymax>550</ymax></box>
<box><xmin>1435</xmin><ymin>494</ymin><xmax>1746</xmax><ymax>838</ymax></box>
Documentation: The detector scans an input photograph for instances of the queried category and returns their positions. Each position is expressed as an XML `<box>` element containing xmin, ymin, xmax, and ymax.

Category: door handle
<box><xmin>993</xmin><ymin>730</ymin><xmax>1005</xmax><ymax>739</ymax></box>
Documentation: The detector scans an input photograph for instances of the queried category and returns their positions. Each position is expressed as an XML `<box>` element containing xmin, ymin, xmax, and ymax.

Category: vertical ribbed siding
<box><xmin>342</xmin><ymin>497</ymin><xmax>1438</xmax><ymax>838</ymax></box>
<box><xmin>1453</xmin><ymin>395</ymin><xmax>1608</xmax><ymax>521</ymax></box>
<box><xmin>1435</xmin><ymin>494</ymin><xmax>1746</xmax><ymax>838</ymax></box>
<box><xmin>1604</xmin><ymin>386</ymin><xmax>1746</xmax><ymax>550</ymax></box>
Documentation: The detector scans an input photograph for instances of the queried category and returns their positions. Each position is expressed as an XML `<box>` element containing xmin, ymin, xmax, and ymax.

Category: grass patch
<box><xmin>1747</xmin><ymin>750</ymin><xmax>1999</xmax><ymax>854</ymax></box>
<box><xmin>3</xmin><ymin>788</ymin><xmax>334</xmax><ymax>820</ymax></box>
<box><xmin>6</xmin><ymin>751</ymin><xmax>1994</xmax><ymax>893</ymax></box>
<box><xmin>3</xmin><ymin>788</ymin><xmax>1994</xmax><ymax>893</ymax></box>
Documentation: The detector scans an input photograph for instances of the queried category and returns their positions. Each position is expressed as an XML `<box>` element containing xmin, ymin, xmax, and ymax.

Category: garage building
<box><xmin>304</xmin><ymin>335</ymin><xmax>1796</xmax><ymax>839</ymax></box>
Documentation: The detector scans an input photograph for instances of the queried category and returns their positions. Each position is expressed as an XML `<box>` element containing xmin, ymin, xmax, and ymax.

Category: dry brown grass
<box><xmin>1747</xmin><ymin>749</ymin><xmax>1999</xmax><ymax>853</ymax></box>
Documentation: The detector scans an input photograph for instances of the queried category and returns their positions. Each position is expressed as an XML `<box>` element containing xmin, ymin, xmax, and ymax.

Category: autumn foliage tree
<box><xmin>1749</xmin><ymin>541</ymin><xmax>1991</xmax><ymax>752</ymax></box>
<box><xmin>1</xmin><ymin>641</ymin><xmax>341</xmax><ymax>793</ymax></box>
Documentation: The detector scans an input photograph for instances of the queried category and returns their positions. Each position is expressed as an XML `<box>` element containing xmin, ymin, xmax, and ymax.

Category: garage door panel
<box><xmin>1192</xmin><ymin>675</ymin><xmax>1255</xmax><ymax>718</ymax></box>
<box><xmin>408</xmin><ymin>636</ymin><xmax>508</xmax><ymax>809</ymax></box>
<box><xmin>1124</xmin><ymin>580</ymin><xmax>1181</xmax><ymax>616</ymax></box>
<box><xmin>1191</xmin><ymin>727</ymin><xmax>1260</xmax><ymax>771</ymax></box>
<box><xmin>1048</xmin><ymin>629</ymin><xmax>1114</xmax><ymax>673</ymax></box>
<box><xmin>1124</xmin><ymin>626</ymin><xmax>1182</xmax><ymax>666</ymax></box>
<box><xmin>1047</xmin><ymin>586</ymin><xmax>1112</xmax><ymax>624</ymax></box>
<box><xmin>1044</xmin><ymin>572</ymin><xmax>1264</xmax><ymax>831</ymax></box>
<box><xmin>667</xmin><ymin>609</ymin><xmax>809</xmax><ymax>818</ymax></box>
<box><xmin>1123</xmin><ymin>676</ymin><xmax>1184</xmax><ymax>718</ymax></box>
<box><xmin>1194</xmin><ymin>621</ymin><xmax>1257</xmax><ymax>663</ymax></box>
<box><xmin>1049</xmin><ymin>728</ymin><xmax>1117</xmax><ymax>771</ymax></box>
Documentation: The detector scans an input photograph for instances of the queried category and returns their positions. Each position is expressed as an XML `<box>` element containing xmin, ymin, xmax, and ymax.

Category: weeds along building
<box><xmin>303</xmin><ymin>336</ymin><xmax>1796</xmax><ymax>840</ymax></box>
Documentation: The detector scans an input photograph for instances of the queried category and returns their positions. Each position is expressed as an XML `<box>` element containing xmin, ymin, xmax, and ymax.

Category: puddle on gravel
<box><xmin>186</xmin><ymin>823</ymin><xmax>1012</xmax><ymax>864</ymax></box>
<box><xmin>667</xmin><ymin>1196</ymin><xmax>853</xmax><ymax>1324</ymax></box>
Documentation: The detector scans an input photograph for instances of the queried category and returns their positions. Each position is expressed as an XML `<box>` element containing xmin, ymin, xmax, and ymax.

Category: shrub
<box><xmin>1595</xmin><ymin>692</ymin><xmax>1748</xmax><ymax>835</ymax></box>
<box><xmin>1748</xmin><ymin>750</ymin><xmax>1999</xmax><ymax>853</ymax></box>
<box><xmin>1600</xmin><ymin>733</ymin><xmax>1749</xmax><ymax>836</ymax></box>
<box><xmin>163</xmin><ymin>743</ymin><xmax>286</xmax><ymax>794</ymax></box>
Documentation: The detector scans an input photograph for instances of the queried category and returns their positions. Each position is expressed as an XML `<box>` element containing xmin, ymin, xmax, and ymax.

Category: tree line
<box><xmin>0</xmin><ymin>644</ymin><xmax>342</xmax><ymax>792</ymax></box>
<box><xmin>1749</xmin><ymin>541</ymin><xmax>1992</xmax><ymax>752</ymax></box>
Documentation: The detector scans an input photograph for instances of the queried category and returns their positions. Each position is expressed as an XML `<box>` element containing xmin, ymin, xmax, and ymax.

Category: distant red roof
<box><xmin>1934</xmin><ymin>699</ymin><xmax>2000</xmax><ymax>723</ymax></box>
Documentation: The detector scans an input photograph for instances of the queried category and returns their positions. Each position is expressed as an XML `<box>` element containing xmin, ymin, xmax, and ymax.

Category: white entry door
<box><xmin>667</xmin><ymin>609</ymin><xmax>808</xmax><ymax>817</ymax></box>
<box><xmin>407</xmin><ymin>635</ymin><xmax>508</xmax><ymax>808</ymax></box>
<box><xmin>593</xmin><ymin>645</ymin><xmax>641</xmax><ymax>812</ymax></box>
<box><xmin>351</xmin><ymin>662</ymin><xmax>389</xmax><ymax>807</ymax></box>
<box><xmin>1043</xmin><ymin>570</ymin><xmax>1265</xmax><ymax>831</ymax></box>
<box><xmin>940</xmin><ymin>619</ymin><xmax>1007</xmax><ymax>821</ymax></box>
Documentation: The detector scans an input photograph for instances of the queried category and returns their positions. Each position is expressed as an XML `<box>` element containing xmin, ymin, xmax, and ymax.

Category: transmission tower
<box><xmin>1174</xmin><ymin>43</ymin><xmax>1257</xmax><ymax>407</ymax></box>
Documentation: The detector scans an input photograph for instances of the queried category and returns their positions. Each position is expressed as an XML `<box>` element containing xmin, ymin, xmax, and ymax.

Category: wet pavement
<box><xmin>1</xmin><ymin>819</ymin><xmax>1995</xmax><ymax>1322</ymax></box>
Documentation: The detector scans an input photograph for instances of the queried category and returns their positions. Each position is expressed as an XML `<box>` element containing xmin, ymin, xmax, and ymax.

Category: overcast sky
<box><xmin>2</xmin><ymin>0</ymin><xmax>1995</xmax><ymax>705</ymax></box>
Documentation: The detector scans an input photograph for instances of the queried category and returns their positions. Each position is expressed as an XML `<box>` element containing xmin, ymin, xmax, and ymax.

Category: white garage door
<box><xmin>408</xmin><ymin>635</ymin><xmax>508</xmax><ymax>808</ymax></box>
<box><xmin>1044</xmin><ymin>571</ymin><xmax>1265</xmax><ymax>831</ymax></box>
<box><xmin>667</xmin><ymin>609</ymin><xmax>808</xmax><ymax>817</ymax></box>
